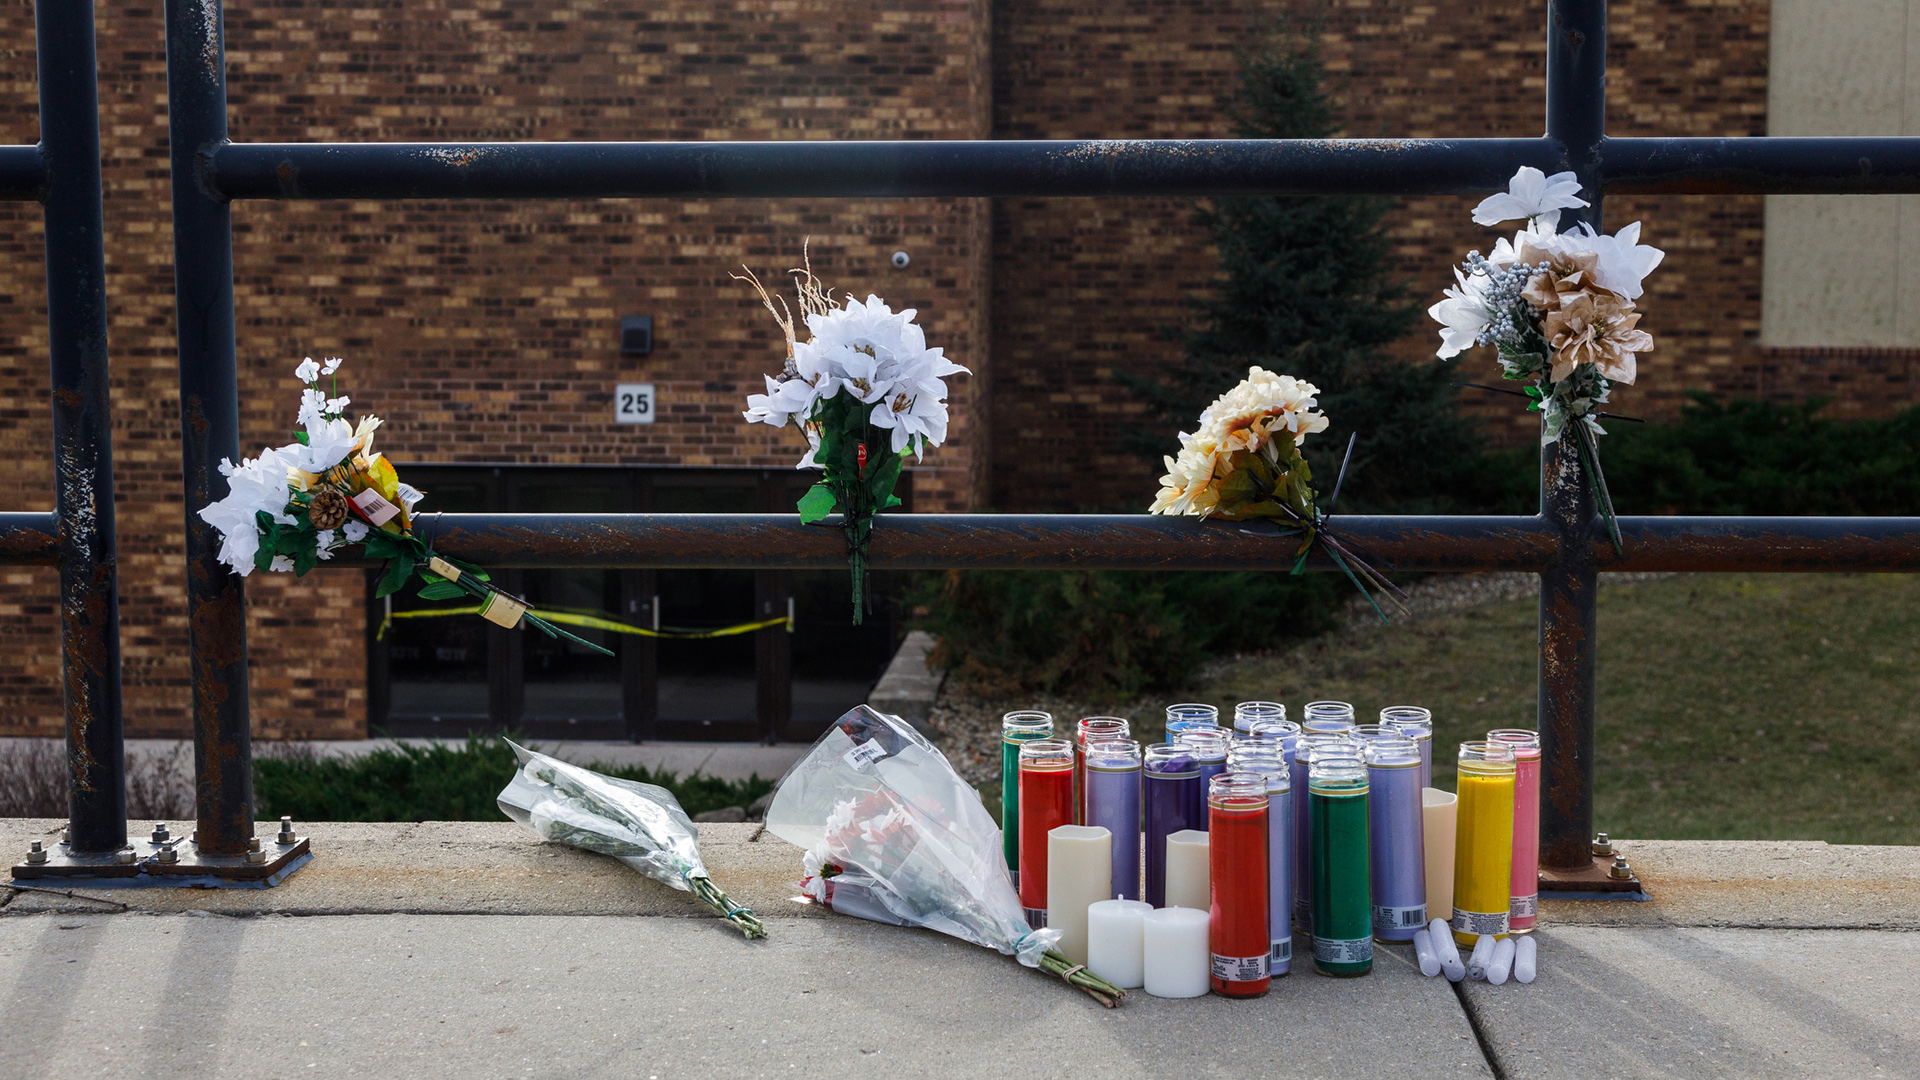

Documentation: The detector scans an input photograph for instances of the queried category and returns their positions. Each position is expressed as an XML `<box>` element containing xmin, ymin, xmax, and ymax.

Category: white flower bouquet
<box><xmin>195</xmin><ymin>357</ymin><xmax>610</xmax><ymax>654</ymax></box>
<box><xmin>1150</xmin><ymin>366</ymin><xmax>1405</xmax><ymax>619</ymax></box>
<box><xmin>764</xmin><ymin>705</ymin><xmax>1126</xmax><ymax>1006</ymax></box>
<box><xmin>497</xmin><ymin>741</ymin><xmax>765</xmax><ymax>938</ymax></box>
<box><xmin>738</xmin><ymin>253</ymin><xmax>968</xmax><ymax>623</ymax></box>
<box><xmin>1430</xmin><ymin>167</ymin><xmax>1666</xmax><ymax>550</ymax></box>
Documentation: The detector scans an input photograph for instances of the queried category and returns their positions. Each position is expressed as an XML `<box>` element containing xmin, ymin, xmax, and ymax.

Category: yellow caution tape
<box><xmin>376</xmin><ymin>605</ymin><xmax>792</xmax><ymax>642</ymax></box>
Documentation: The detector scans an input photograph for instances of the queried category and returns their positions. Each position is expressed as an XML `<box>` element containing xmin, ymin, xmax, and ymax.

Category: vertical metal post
<box><xmin>1538</xmin><ymin>0</ymin><xmax>1607</xmax><ymax>869</ymax></box>
<box><xmin>165</xmin><ymin>0</ymin><xmax>254</xmax><ymax>854</ymax></box>
<box><xmin>38</xmin><ymin>0</ymin><xmax>126</xmax><ymax>853</ymax></box>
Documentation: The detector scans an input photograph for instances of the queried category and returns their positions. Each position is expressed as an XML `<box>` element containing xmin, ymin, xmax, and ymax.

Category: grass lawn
<box><xmin>1196</xmin><ymin>574</ymin><xmax>1920</xmax><ymax>845</ymax></box>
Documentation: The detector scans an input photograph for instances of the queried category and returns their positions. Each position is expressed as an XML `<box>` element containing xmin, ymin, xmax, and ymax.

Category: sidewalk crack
<box><xmin>1452</xmin><ymin>979</ymin><xmax>1510</xmax><ymax>1080</ymax></box>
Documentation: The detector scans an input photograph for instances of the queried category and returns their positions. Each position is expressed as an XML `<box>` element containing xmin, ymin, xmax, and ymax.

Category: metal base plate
<box><xmin>1538</xmin><ymin>853</ymin><xmax>1643</xmax><ymax>895</ymax></box>
<box><xmin>11</xmin><ymin>834</ymin><xmax>310</xmax><ymax>883</ymax></box>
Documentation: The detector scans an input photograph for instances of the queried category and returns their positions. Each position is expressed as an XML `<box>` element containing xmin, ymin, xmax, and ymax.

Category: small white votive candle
<box><xmin>1488</xmin><ymin>936</ymin><xmax>1516</xmax><ymax>985</ymax></box>
<box><xmin>1163</xmin><ymin>829</ymin><xmax>1210</xmax><ymax>911</ymax></box>
<box><xmin>1513</xmin><ymin>935</ymin><xmax>1537</xmax><ymax>984</ymax></box>
<box><xmin>1142</xmin><ymin>906</ymin><xmax>1210</xmax><ymax>998</ymax></box>
<box><xmin>1047</xmin><ymin>824</ymin><xmax>1113</xmax><ymax>966</ymax></box>
<box><xmin>1086</xmin><ymin>898</ymin><xmax>1154</xmax><ymax>989</ymax></box>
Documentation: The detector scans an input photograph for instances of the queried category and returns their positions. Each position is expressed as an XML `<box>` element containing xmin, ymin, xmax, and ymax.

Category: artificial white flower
<box><xmin>1429</xmin><ymin>267</ymin><xmax>1494</xmax><ymax>359</ymax></box>
<box><xmin>869</xmin><ymin>383</ymin><xmax>950</xmax><ymax>458</ymax></box>
<box><xmin>1472</xmin><ymin>167</ymin><xmax>1589</xmax><ymax>230</ymax></box>
<box><xmin>325</xmin><ymin>395</ymin><xmax>350</xmax><ymax>415</ymax></box>
<box><xmin>293</xmin><ymin>416</ymin><xmax>357</xmax><ymax>474</ymax></box>
<box><xmin>295</xmin><ymin>357</ymin><xmax>321</xmax><ymax>383</ymax></box>
<box><xmin>835</xmin><ymin>347</ymin><xmax>892</xmax><ymax>405</ymax></box>
<box><xmin>743</xmin><ymin>375</ymin><xmax>797</xmax><ymax>428</ymax></box>
<box><xmin>321</xmin><ymin>356</ymin><xmax>343</xmax><ymax>375</ymax></box>
<box><xmin>269</xmin><ymin>555</ymin><xmax>296</xmax><ymax>573</ymax></box>
<box><xmin>342</xmin><ymin>520</ymin><xmax>370</xmax><ymax>542</ymax></box>
<box><xmin>315</xmin><ymin>528</ymin><xmax>337</xmax><ymax>550</ymax></box>
<box><xmin>197</xmin><ymin>447</ymin><xmax>300</xmax><ymax>575</ymax></box>
<box><xmin>1562</xmin><ymin>221</ymin><xmax>1665</xmax><ymax>301</ymax></box>
<box><xmin>296</xmin><ymin>388</ymin><xmax>328</xmax><ymax>428</ymax></box>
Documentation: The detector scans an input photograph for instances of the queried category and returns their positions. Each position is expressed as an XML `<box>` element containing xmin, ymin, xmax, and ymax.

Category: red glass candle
<box><xmin>1018</xmin><ymin>739</ymin><xmax>1076</xmax><ymax>927</ymax></box>
<box><xmin>1208</xmin><ymin>772</ymin><xmax>1271</xmax><ymax>997</ymax></box>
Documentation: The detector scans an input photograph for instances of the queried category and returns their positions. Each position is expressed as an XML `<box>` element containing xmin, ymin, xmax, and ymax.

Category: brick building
<box><xmin>0</xmin><ymin>1</ymin><xmax>1910</xmax><ymax>741</ymax></box>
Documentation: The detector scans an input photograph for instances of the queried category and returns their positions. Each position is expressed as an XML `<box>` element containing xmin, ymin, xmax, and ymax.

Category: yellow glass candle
<box><xmin>1450</xmin><ymin>740</ymin><xmax>1516</xmax><ymax>948</ymax></box>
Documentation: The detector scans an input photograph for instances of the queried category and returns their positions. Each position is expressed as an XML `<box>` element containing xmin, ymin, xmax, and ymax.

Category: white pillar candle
<box><xmin>1046</xmin><ymin>824</ymin><xmax>1113</xmax><ymax>965</ymax></box>
<box><xmin>1488</xmin><ymin>935</ymin><xmax>1516</xmax><ymax>985</ymax></box>
<box><xmin>1513</xmin><ymin>934</ymin><xmax>1537</xmax><ymax>983</ymax></box>
<box><xmin>1086</xmin><ymin>898</ymin><xmax>1154</xmax><ymax>989</ymax></box>
<box><xmin>1422</xmin><ymin>787</ymin><xmax>1458</xmax><ymax>923</ymax></box>
<box><xmin>1163</xmin><ymin>829</ymin><xmax>1210</xmax><ymax>911</ymax></box>
<box><xmin>1141</xmin><ymin>906</ymin><xmax>1210</xmax><ymax>998</ymax></box>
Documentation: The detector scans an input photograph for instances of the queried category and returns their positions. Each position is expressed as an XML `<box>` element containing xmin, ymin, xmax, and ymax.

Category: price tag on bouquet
<box><xmin>351</xmin><ymin>487</ymin><xmax>402</xmax><ymax>526</ymax></box>
<box><xmin>843</xmin><ymin>739</ymin><xmax>890</xmax><ymax>771</ymax></box>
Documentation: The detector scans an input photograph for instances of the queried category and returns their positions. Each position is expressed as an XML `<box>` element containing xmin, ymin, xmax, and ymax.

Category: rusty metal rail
<box><xmin>4</xmin><ymin>0</ymin><xmax>1916</xmax><ymax>881</ymax></box>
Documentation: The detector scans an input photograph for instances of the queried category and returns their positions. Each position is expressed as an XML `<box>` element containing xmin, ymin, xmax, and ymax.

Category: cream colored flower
<box><xmin>1544</xmin><ymin>292</ymin><xmax>1652</xmax><ymax>384</ymax></box>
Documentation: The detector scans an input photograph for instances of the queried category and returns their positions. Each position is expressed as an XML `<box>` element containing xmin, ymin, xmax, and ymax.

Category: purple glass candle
<box><xmin>1164</xmin><ymin>702</ymin><xmax>1219</xmax><ymax>744</ymax></box>
<box><xmin>1365</xmin><ymin>736</ymin><xmax>1427</xmax><ymax>941</ymax></box>
<box><xmin>1302</xmin><ymin>700</ymin><xmax>1357</xmax><ymax>734</ymax></box>
<box><xmin>1233</xmin><ymin>700</ymin><xmax>1285</xmax><ymax>737</ymax></box>
<box><xmin>1230</xmin><ymin>743</ymin><xmax>1293</xmax><ymax>975</ymax></box>
<box><xmin>1177</xmin><ymin>728</ymin><xmax>1230</xmax><ymax>818</ymax></box>
<box><xmin>1143</xmin><ymin>743</ymin><xmax>1200</xmax><ymax>908</ymax></box>
<box><xmin>1382</xmin><ymin>706</ymin><xmax>1434</xmax><ymax>790</ymax></box>
<box><xmin>1085</xmin><ymin>738</ymin><xmax>1142</xmax><ymax>901</ymax></box>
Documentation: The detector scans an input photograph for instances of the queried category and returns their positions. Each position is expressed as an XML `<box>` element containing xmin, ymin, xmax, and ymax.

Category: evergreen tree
<box><xmin>1125</xmin><ymin>30</ymin><xmax>1503</xmax><ymax>513</ymax></box>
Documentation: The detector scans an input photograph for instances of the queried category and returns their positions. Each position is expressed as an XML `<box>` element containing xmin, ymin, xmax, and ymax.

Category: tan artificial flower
<box><xmin>1521</xmin><ymin>248</ymin><xmax>1610</xmax><ymax>314</ymax></box>
<box><xmin>1543</xmin><ymin>291</ymin><xmax>1653</xmax><ymax>384</ymax></box>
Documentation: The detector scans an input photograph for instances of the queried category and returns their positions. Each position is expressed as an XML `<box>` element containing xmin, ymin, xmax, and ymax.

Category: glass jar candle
<box><xmin>1381</xmin><ymin>706</ymin><xmax>1434</xmax><ymax>789</ymax></box>
<box><xmin>1450</xmin><ymin>740</ymin><xmax>1517</xmax><ymax>947</ymax></box>
<box><xmin>1164</xmin><ymin>702</ymin><xmax>1220</xmax><ymax>743</ymax></box>
<box><xmin>1308</xmin><ymin>750</ymin><xmax>1372</xmax><ymax>977</ymax></box>
<box><xmin>1208</xmin><ymin>773</ymin><xmax>1271</xmax><ymax>997</ymax></box>
<box><xmin>1348</xmin><ymin>723</ymin><xmax>1397</xmax><ymax>741</ymax></box>
<box><xmin>1084</xmin><ymin>738</ymin><xmax>1142</xmax><ymax>901</ymax></box>
<box><xmin>1143</xmin><ymin>743</ymin><xmax>1201</xmax><ymax>908</ymax></box>
<box><xmin>1177</xmin><ymin>727</ymin><xmax>1231</xmax><ymax>803</ymax></box>
<box><xmin>1246</xmin><ymin>717</ymin><xmax>1300</xmax><ymax>744</ymax></box>
<box><xmin>1302</xmin><ymin>700</ymin><xmax>1357</xmax><ymax>734</ymax></box>
<box><xmin>1075</xmin><ymin>717</ymin><xmax>1129</xmax><ymax>825</ymax></box>
<box><xmin>1232</xmin><ymin>700</ymin><xmax>1286</xmax><ymax>736</ymax></box>
<box><xmin>1363</xmin><ymin>736</ymin><xmax>1426</xmax><ymax>942</ymax></box>
<box><xmin>1487</xmin><ymin>728</ymin><xmax>1542</xmax><ymax>933</ymax></box>
<box><xmin>1292</xmin><ymin>732</ymin><xmax>1360</xmax><ymax>931</ymax></box>
<box><xmin>1017</xmin><ymin>738</ymin><xmax>1075</xmax><ymax>928</ymax></box>
<box><xmin>1228</xmin><ymin>744</ymin><xmax>1292</xmax><ymax>976</ymax></box>
<box><xmin>1000</xmin><ymin>711</ymin><xmax>1053</xmax><ymax>886</ymax></box>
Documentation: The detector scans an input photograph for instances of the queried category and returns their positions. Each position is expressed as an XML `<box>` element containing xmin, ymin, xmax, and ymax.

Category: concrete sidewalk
<box><xmin>4</xmin><ymin>819</ymin><xmax>1917</xmax><ymax>1078</ymax></box>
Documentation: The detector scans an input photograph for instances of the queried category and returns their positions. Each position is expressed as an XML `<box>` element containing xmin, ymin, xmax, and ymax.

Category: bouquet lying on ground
<box><xmin>497</xmin><ymin>741</ymin><xmax>766</xmax><ymax>939</ymax></box>
<box><xmin>739</xmin><ymin>254</ymin><xmax>968</xmax><ymax>623</ymax></box>
<box><xmin>1429</xmin><ymin>166</ymin><xmax>1666</xmax><ymax>551</ymax></box>
<box><xmin>764</xmin><ymin>705</ymin><xmax>1125</xmax><ymax>1006</ymax></box>
<box><xmin>196</xmin><ymin>357</ymin><xmax>609</xmax><ymax>655</ymax></box>
<box><xmin>1149</xmin><ymin>366</ymin><xmax>1405</xmax><ymax>620</ymax></box>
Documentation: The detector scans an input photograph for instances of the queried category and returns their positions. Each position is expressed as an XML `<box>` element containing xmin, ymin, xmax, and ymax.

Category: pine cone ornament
<box><xmin>308</xmin><ymin>489</ymin><xmax>350</xmax><ymax>530</ymax></box>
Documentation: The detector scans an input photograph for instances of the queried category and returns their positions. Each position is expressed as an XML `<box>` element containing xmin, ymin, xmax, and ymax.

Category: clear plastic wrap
<box><xmin>496</xmin><ymin>740</ymin><xmax>765</xmax><ymax>938</ymax></box>
<box><xmin>765</xmin><ymin>706</ymin><xmax>1124</xmax><ymax>1004</ymax></box>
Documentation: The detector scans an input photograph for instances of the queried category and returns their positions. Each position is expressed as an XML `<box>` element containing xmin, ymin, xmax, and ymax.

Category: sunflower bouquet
<box><xmin>196</xmin><ymin>356</ymin><xmax>610</xmax><ymax>655</ymax></box>
<box><xmin>1429</xmin><ymin>167</ymin><xmax>1666</xmax><ymax>551</ymax></box>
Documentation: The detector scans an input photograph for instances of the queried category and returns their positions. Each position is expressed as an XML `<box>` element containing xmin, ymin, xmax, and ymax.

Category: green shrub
<box><xmin>253</xmin><ymin>736</ymin><xmax>772</xmax><ymax>822</ymax></box>
<box><xmin>912</xmin><ymin>569</ymin><xmax>1341</xmax><ymax>702</ymax></box>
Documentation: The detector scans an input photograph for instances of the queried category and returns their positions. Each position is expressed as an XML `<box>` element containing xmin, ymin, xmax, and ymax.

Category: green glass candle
<box><xmin>1001</xmin><ymin>711</ymin><xmax>1053</xmax><ymax>885</ymax></box>
<box><xmin>1309</xmin><ymin>748</ymin><xmax>1373</xmax><ymax>977</ymax></box>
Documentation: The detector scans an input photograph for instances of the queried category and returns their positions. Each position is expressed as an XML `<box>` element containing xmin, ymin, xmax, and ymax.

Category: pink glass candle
<box><xmin>1488</xmin><ymin>728</ymin><xmax>1541</xmax><ymax>933</ymax></box>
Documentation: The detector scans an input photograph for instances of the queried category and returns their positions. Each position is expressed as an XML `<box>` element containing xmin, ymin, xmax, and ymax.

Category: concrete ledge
<box><xmin>866</xmin><ymin>630</ymin><xmax>941</xmax><ymax>733</ymax></box>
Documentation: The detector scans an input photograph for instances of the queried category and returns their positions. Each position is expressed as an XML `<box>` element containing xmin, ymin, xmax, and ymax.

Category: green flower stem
<box><xmin>1037</xmin><ymin>950</ymin><xmax>1127</xmax><ymax>1008</ymax></box>
<box><xmin>689</xmin><ymin>873</ymin><xmax>768</xmax><ymax>939</ymax></box>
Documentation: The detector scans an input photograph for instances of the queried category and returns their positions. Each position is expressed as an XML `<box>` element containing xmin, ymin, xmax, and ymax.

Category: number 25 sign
<box><xmin>614</xmin><ymin>383</ymin><xmax>655</xmax><ymax>425</ymax></box>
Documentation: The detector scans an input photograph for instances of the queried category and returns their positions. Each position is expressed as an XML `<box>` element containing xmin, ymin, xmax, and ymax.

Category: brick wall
<box><xmin>1</xmin><ymin>1</ymin><xmax>1908</xmax><ymax>739</ymax></box>
<box><xmin>0</xmin><ymin>0</ymin><xmax>991</xmax><ymax>738</ymax></box>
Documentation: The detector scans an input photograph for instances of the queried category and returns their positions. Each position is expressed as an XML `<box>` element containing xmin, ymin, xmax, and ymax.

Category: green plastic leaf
<box><xmin>294</xmin><ymin>431</ymin><xmax>310</xmax><ymax>446</ymax></box>
<box><xmin>361</xmin><ymin>530</ymin><xmax>404</xmax><ymax>561</ymax></box>
<box><xmin>416</xmin><ymin>580</ymin><xmax>467</xmax><ymax>600</ymax></box>
<box><xmin>796</xmin><ymin>484</ymin><xmax>838</xmax><ymax>524</ymax></box>
<box><xmin>375</xmin><ymin>555</ymin><xmax>416</xmax><ymax>599</ymax></box>
<box><xmin>865</xmin><ymin>451</ymin><xmax>904</xmax><ymax>505</ymax></box>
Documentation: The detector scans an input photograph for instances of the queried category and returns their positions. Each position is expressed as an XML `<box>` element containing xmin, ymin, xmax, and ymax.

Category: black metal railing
<box><xmin>5</xmin><ymin>1</ymin><xmax>1918</xmax><ymax>877</ymax></box>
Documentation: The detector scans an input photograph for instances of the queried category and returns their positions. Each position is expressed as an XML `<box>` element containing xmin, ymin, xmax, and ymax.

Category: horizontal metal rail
<box><xmin>0</xmin><ymin>144</ymin><xmax>47</xmax><ymax>200</ymax></box>
<box><xmin>361</xmin><ymin>513</ymin><xmax>1920</xmax><ymax>573</ymax></box>
<box><xmin>210</xmin><ymin>138</ymin><xmax>1561</xmax><ymax>200</ymax></box>
<box><xmin>206</xmin><ymin>135</ymin><xmax>1920</xmax><ymax>202</ymax></box>
<box><xmin>0</xmin><ymin>511</ymin><xmax>61</xmax><ymax>563</ymax></box>
<box><xmin>1601</xmin><ymin>137</ymin><xmax>1920</xmax><ymax>194</ymax></box>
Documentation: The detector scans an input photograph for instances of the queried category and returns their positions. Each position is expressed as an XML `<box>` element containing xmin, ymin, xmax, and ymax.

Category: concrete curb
<box><xmin>865</xmin><ymin>629</ymin><xmax>942</xmax><ymax>734</ymax></box>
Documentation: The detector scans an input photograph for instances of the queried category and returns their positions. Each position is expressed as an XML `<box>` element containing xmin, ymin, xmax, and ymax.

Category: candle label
<box><xmin>1211</xmin><ymin>953</ymin><xmax>1270</xmax><ymax>982</ymax></box>
<box><xmin>843</xmin><ymin>739</ymin><xmax>890</xmax><ymax>771</ymax></box>
<box><xmin>1509</xmin><ymin>894</ymin><xmax>1538</xmax><ymax>919</ymax></box>
<box><xmin>1311</xmin><ymin>936</ymin><xmax>1373</xmax><ymax>966</ymax></box>
<box><xmin>1023</xmin><ymin>907</ymin><xmax>1048</xmax><ymax>929</ymax></box>
<box><xmin>1452</xmin><ymin>908</ymin><xmax>1510</xmax><ymax>937</ymax></box>
<box><xmin>1373</xmin><ymin>903</ymin><xmax>1428</xmax><ymax>933</ymax></box>
<box><xmin>1269</xmin><ymin>938</ymin><xmax>1292</xmax><ymax>964</ymax></box>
